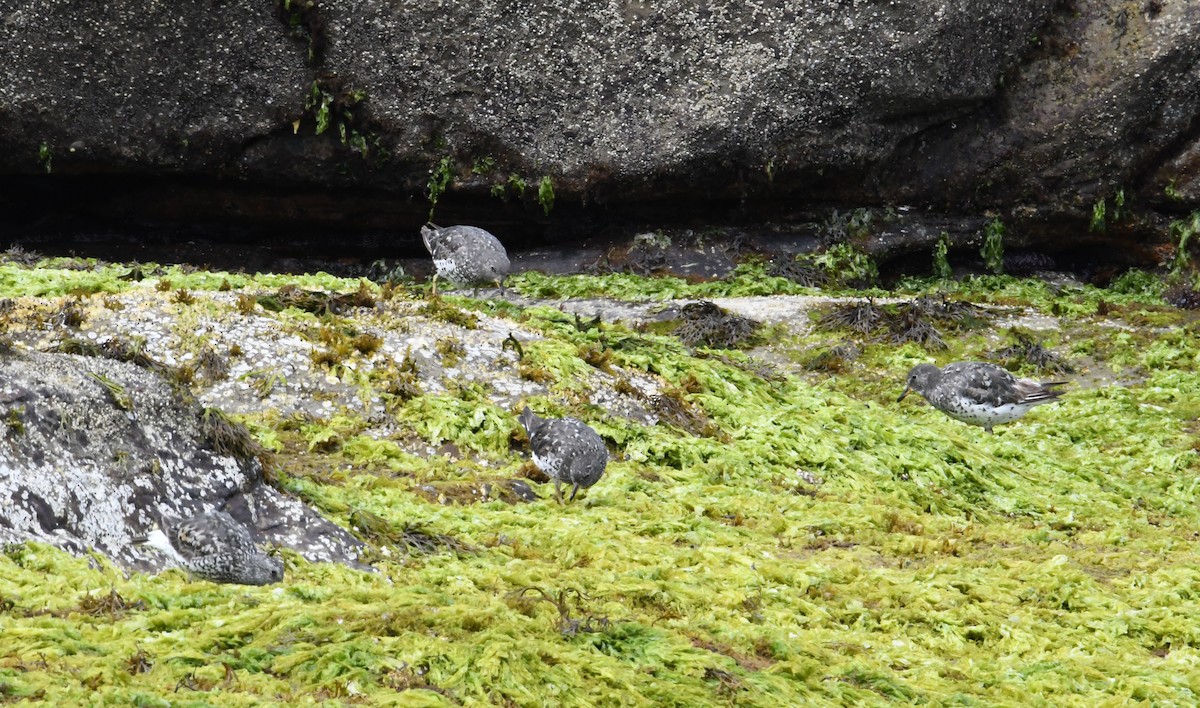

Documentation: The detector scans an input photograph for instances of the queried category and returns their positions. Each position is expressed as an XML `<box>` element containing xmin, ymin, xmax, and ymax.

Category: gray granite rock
<box><xmin>0</xmin><ymin>348</ymin><xmax>363</xmax><ymax>572</ymax></box>
<box><xmin>0</xmin><ymin>0</ymin><xmax>1196</xmax><ymax>257</ymax></box>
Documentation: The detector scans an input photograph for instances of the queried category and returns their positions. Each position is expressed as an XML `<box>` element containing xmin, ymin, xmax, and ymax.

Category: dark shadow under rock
<box><xmin>0</xmin><ymin>349</ymin><xmax>364</xmax><ymax>572</ymax></box>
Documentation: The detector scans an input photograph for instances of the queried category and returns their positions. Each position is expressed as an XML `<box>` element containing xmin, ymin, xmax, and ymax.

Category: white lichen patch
<box><xmin>6</xmin><ymin>284</ymin><xmax>665</xmax><ymax>430</ymax></box>
<box><xmin>0</xmin><ymin>349</ymin><xmax>363</xmax><ymax>571</ymax></box>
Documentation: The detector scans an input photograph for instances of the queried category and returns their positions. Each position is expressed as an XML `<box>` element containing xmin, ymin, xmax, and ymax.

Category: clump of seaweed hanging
<box><xmin>507</xmin><ymin>586</ymin><xmax>610</xmax><ymax>637</ymax></box>
<box><xmin>815</xmin><ymin>299</ymin><xmax>886</xmax><ymax>335</ymax></box>
<box><xmin>235</xmin><ymin>293</ymin><xmax>258</xmax><ymax>314</ymax></box>
<box><xmin>628</xmin><ymin>231</ymin><xmax>671</xmax><ymax>272</ymax></box>
<box><xmin>435</xmin><ymin>337</ymin><xmax>466</xmax><ymax>367</ymax></box>
<box><xmin>125</xmin><ymin>647</ymin><xmax>153</xmax><ymax>676</ymax></box>
<box><xmin>651</xmin><ymin>386</ymin><xmax>725</xmax><ymax>440</ymax></box>
<box><xmin>348</xmin><ymin>509</ymin><xmax>472</xmax><ymax>555</ymax></box>
<box><xmin>892</xmin><ymin>296</ymin><xmax>989</xmax><ymax>333</ymax></box>
<box><xmin>352</xmin><ymin>332</ymin><xmax>383</xmax><ymax>354</ymax></box>
<box><xmin>1</xmin><ymin>245</ymin><xmax>42</xmax><ymax>266</ymax></box>
<box><xmin>200</xmin><ymin>407</ymin><xmax>270</xmax><ymax>467</ymax></box>
<box><xmin>417</xmin><ymin>298</ymin><xmax>479</xmax><ymax>329</ymax></box>
<box><xmin>990</xmin><ymin>329</ymin><xmax>1074</xmax><ymax>374</ymax></box>
<box><xmin>815</xmin><ymin>296</ymin><xmax>990</xmax><ymax>351</ymax></box>
<box><xmin>196</xmin><ymin>347</ymin><xmax>230</xmax><ymax>382</ymax></box>
<box><xmin>364</xmin><ymin>259</ymin><xmax>409</xmax><ymax>286</ymax></box>
<box><xmin>259</xmin><ymin>286</ymin><xmax>336</xmax><ymax>314</ymax></box>
<box><xmin>586</xmin><ymin>231</ymin><xmax>682</xmax><ymax>275</ymax></box>
<box><xmin>1164</xmin><ymin>282</ymin><xmax>1200</xmax><ymax>310</ymax></box>
<box><xmin>884</xmin><ymin>296</ymin><xmax>988</xmax><ymax>350</ymax></box>
<box><xmin>578</xmin><ymin>342</ymin><xmax>614</xmax><ymax>372</ymax></box>
<box><xmin>376</xmin><ymin>358</ymin><xmax>423</xmax><ymax>410</ymax></box>
<box><xmin>887</xmin><ymin>299</ymin><xmax>948</xmax><ymax>350</ymax></box>
<box><xmin>54</xmin><ymin>299</ymin><xmax>86</xmax><ymax>328</ymax></box>
<box><xmin>257</xmin><ymin>281</ymin><xmax>376</xmax><ymax>316</ymax></box>
<box><xmin>574</xmin><ymin>313</ymin><xmax>603</xmax><ymax>332</ymax></box>
<box><xmin>117</xmin><ymin>261</ymin><xmax>166</xmax><ymax>282</ymax></box>
<box><xmin>674</xmin><ymin>301</ymin><xmax>761</xmax><ymax>349</ymax></box>
<box><xmin>767</xmin><ymin>254</ymin><xmax>828</xmax><ymax>287</ymax></box>
<box><xmin>75</xmin><ymin>588</ymin><xmax>145</xmax><ymax>619</ymax></box>
<box><xmin>53</xmin><ymin>336</ymin><xmax>183</xmax><ymax>385</ymax></box>
<box><xmin>802</xmin><ymin>343</ymin><xmax>863</xmax><ymax>373</ymax></box>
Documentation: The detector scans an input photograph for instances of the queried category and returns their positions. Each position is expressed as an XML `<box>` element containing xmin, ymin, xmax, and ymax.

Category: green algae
<box><xmin>3</xmin><ymin>264</ymin><xmax>1200</xmax><ymax>705</ymax></box>
<box><xmin>0</xmin><ymin>262</ymin><xmax>131</xmax><ymax>297</ymax></box>
<box><xmin>0</xmin><ymin>260</ymin><xmax>382</xmax><ymax>300</ymax></box>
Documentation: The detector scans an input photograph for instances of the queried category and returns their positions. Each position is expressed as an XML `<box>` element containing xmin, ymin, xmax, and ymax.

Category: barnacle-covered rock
<box><xmin>0</xmin><ymin>349</ymin><xmax>363</xmax><ymax>571</ymax></box>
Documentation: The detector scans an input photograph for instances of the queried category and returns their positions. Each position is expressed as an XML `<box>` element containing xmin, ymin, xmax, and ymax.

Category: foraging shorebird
<box><xmin>419</xmin><ymin>223</ymin><xmax>510</xmax><ymax>296</ymax></box>
<box><xmin>519</xmin><ymin>406</ymin><xmax>608</xmax><ymax>504</ymax></box>
<box><xmin>897</xmin><ymin>362</ymin><xmax>1066</xmax><ymax>433</ymax></box>
<box><xmin>138</xmin><ymin>511</ymin><xmax>283</xmax><ymax>585</ymax></box>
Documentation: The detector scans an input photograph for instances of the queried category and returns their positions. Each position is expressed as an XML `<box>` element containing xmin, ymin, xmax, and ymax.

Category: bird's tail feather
<box><xmin>134</xmin><ymin>527</ymin><xmax>185</xmax><ymax>564</ymax></box>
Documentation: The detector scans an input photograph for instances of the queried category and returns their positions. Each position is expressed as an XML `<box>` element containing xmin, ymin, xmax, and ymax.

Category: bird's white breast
<box><xmin>949</xmin><ymin>399</ymin><xmax>1027</xmax><ymax>425</ymax></box>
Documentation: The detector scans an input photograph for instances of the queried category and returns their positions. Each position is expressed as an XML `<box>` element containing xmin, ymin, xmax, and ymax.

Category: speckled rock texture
<box><xmin>0</xmin><ymin>1</ymin><xmax>307</xmax><ymax>173</ymax></box>
<box><xmin>880</xmin><ymin>0</ymin><xmax>1200</xmax><ymax>213</ymax></box>
<box><xmin>0</xmin><ymin>0</ymin><xmax>1197</xmax><ymax>245</ymax></box>
<box><xmin>0</xmin><ymin>350</ymin><xmax>364</xmax><ymax>572</ymax></box>
<box><xmin>319</xmin><ymin>0</ymin><xmax>1050</xmax><ymax>186</ymax></box>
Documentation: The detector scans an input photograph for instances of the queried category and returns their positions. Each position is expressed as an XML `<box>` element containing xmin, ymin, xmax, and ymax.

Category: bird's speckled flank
<box><xmin>141</xmin><ymin>510</ymin><xmax>284</xmax><ymax>585</ymax></box>
<box><xmin>519</xmin><ymin>406</ymin><xmax>608</xmax><ymax>503</ymax></box>
<box><xmin>420</xmin><ymin>223</ymin><xmax>510</xmax><ymax>292</ymax></box>
<box><xmin>898</xmin><ymin>362</ymin><xmax>1067</xmax><ymax>433</ymax></box>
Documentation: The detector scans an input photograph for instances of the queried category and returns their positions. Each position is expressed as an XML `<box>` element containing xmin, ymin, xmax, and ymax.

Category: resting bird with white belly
<box><xmin>897</xmin><ymin>362</ymin><xmax>1067</xmax><ymax>433</ymax></box>
<box><xmin>519</xmin><ymin>407</ymin><xmax>608</xmax><ymax>504</ymax></box>
<box><xmin>420</xmin><ymin>223</ymin><xmax>510</xmax><ymax>296</ymax></box>
<box><xmin>137</xmin><ymin>510</ymin><xmax>284</xmax><ymax>585</ymax></box>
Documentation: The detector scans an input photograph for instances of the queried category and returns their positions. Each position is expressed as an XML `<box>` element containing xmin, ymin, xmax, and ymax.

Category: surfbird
<box><xmin>519</xmin><ymin>406</ymin><xmax>608</xmax><ymax>504</ymax></box>
<box><xmin>138</xmin><ymin>511</ymin><xmax>284</xmax><ymax>585</ymax></box>
<box><xmin>420</xmin><ymin>223</ymin><xmax>510</xmax><ymax>295</ymax></box>
<box><xmin>897</xmin><ymin>362</ymin><xmax>1067</xmax><ymax>433</ymax></box>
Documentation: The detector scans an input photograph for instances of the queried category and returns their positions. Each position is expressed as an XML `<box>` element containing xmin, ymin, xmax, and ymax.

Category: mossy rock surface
<box><xmin>1</xmin><ymin>260</ymin><xmax>1199</xmax><ymax>704</ymax></box>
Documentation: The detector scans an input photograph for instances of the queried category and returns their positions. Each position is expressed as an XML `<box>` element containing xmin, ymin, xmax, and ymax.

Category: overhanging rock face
<box><xmin>317</xmin><ymin>0</ymin><xmax>1053</xmax><ymax>185</ymax></box>
<box><xmin>0</xmin><ymin>1</ymin><xmax>309</xmax><ymax>175</ymax></box>
<box><xmin>0</xmin><ymin>1</ymin><xmax>1197</xmax><ymax>245</ymax></box>
<box><xmin>0</xmin><ymin>349</ymin><xmax>363</xmax><ymax>572</ymax></box>
<box><xmin>0</xmin><ymin>1</ymin><xmax>1053</xmax><ymax>190</ymax></box>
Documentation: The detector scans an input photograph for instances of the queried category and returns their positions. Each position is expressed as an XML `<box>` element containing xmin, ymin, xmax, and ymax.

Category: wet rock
<box><xmin>1165</xmin><ymin>283</ymin><xmax>1200</xmax><ymax>310</ymax></box>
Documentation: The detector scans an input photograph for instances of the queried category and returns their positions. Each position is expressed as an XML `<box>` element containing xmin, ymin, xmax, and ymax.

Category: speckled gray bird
<box><xmin>139</xmin><ymin>511</ymin><xmax>284</xmax><ymax>585</ymax></box>
<box><xmin>519</xmin><ymin>406</ymin><xmax>608</xmax><ymax>504</ymax></box>
<box><xmin>420</xmin><ymin>223</ymin><xmax>510</xmax><ymax>295</ymax></box>
<box><xmin>897</xmin><ymin>362</ymin><xmax>1066</xmax><ymax>433</ymax></box>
